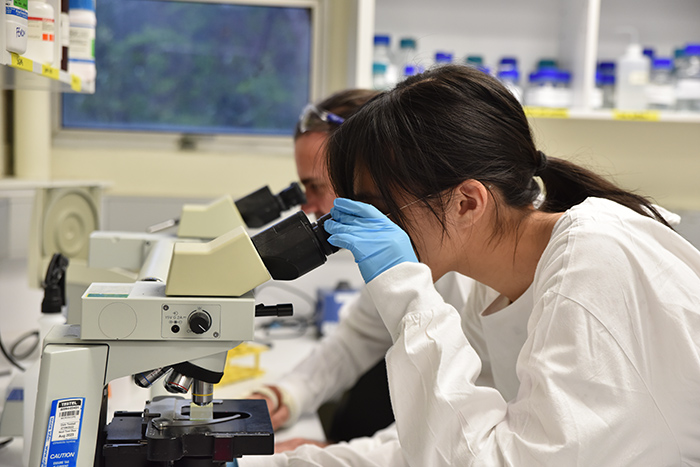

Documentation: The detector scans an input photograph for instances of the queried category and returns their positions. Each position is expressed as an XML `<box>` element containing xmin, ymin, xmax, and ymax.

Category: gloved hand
<box><xmin>324</xmin><ymin>198</ymin><xmax>418</xmax><ymax>283</ymax></box>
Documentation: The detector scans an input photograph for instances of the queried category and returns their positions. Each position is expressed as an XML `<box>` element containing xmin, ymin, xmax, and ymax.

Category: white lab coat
<box><xmin>241</xmin><ymin>271</ymin><xmax>502</xmax><ymax>466</ymax></box>
<box><xmin>369</xmin><ymin>197</ymin><xmax>700</xmax><ymax>466</ymax></box>
<box><xmin>243</xmin><ymin>197</ymin><xmax>700</xmax><ymax>466</ymax></box>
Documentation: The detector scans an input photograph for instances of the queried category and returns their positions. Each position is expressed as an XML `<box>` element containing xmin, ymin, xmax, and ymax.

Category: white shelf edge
<box><xmin>2</xmin><ymin>50</ymin><xmax>94</xmax><ymax>94</ymax></box>
<box><xmin>525</xmin><ymin>107</ymin><xmax>700</xmax><ymax>123</ymax></box>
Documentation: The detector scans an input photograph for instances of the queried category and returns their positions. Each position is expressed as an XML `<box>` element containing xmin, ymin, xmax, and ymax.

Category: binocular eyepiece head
<box><xmin>251</xmin><ymin>212</ymin><xmax>339</xmax><ymax>281</ymax></box>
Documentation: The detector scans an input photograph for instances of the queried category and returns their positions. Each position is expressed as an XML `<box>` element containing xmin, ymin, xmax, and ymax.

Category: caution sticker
<box><xmin>40</xmin><ymin>398</ymin><xmax>85</xmax><ymax>467</ymax></box>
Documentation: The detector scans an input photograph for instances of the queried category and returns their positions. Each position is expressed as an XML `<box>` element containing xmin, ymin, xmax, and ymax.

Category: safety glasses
<box><xmin>298</xmin><ymin>104</ymin><xmax>345</xmax><ymax>134</ymax></box>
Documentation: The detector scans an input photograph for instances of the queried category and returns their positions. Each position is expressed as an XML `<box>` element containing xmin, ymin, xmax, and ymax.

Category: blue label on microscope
<box><xmin>40</xmin><ymin>398</ymin><xmax>85</xmax><ymax>467</ymax></box>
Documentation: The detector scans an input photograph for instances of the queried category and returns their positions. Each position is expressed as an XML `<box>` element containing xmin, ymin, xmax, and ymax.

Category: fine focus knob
<box><xmin>188</xmin><ymin>310</ymin><xmax>211</xmax><ymax>334</ymax></box>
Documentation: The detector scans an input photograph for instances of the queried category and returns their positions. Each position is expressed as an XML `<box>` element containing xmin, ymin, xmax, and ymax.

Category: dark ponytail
<box><xmin>538</xmin><ymin>155</ymin><xmax>671</xmax><ymax>228</ymax></box>
<box><xmin>326</xmin><ymin>64</ymin><xmax>672</xmax><ymax>234</ymax></box>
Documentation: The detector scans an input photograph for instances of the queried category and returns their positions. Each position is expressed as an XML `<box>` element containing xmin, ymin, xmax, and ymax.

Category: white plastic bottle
<box><xmin>372</xmin><ymin>62</ymin><xmax>389</xmax><ymax>90</ymax></box>
<box><xmin>373</xmin><ymin>34</ymin><xmax>396</xmax><ymax>88</ymax></box>
<box><xmin>68</xmin><ymin>0</ymin><xmax>96</xmax><ymax>82</ymax></box>
<box><xmin>5</xmin><ymin>0</ymin><xmax>29</xmax><ymax>54</ymax></box>
<box><xmin>24</xmin><ymin>0</ymin><xmax>55</xmax><ymax>64</ymax></box>
<box><xmin>615</xmin><ymin>42</ymin><xmax>649</xmax><ymax>110</ymax></box>
<box><xmin>675</xmin><ymin>44</ymin><xmax>700</xmax><ymax>112</ymax></box>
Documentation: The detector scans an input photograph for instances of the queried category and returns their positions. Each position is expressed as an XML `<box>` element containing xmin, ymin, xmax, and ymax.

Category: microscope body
<box><xmin>29</xmin><ymin>205</ymin><xmax>336</xmax><ymax>466</ymax></box>
<box><xmin>29</xmin><ymin>282</ymin><xmax>260</xmax><ymax>467</ymax></box>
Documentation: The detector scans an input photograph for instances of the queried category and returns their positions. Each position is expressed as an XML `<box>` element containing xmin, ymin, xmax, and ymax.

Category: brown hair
<box><xmin>293</xmin><ymin>89</ymin><xmax>380</xmax><ymax>140</ymax></box>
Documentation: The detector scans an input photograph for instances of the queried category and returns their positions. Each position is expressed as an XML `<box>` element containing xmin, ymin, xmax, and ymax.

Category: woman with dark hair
<box><xmin>323</xmin><ymin>65</ymin><xmax>700</xmax><ymax>465</ymax></box>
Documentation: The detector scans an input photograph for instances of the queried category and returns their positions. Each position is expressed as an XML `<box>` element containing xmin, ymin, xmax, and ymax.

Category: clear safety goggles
<box><xmin>298</xmin><ymin>104</ymin><xmax>345</xmax><ymax>134</ymax></box>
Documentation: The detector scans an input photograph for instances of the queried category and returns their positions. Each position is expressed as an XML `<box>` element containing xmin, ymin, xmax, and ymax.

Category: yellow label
<box><xmin>41</xmin><ymin>64</ymin><xmax>60</xmax><ymax>80</ymax></box>
<box><xmin>524</xmin><ymin>106</ymin><xmax>570</xmax><ymax>119</ymax></box>
<box><xmin>70</xmin><ymin>75</ymin><xmax>82</xmax><ymax>92</ymax></box>
<box><xmin>612</xmin><ymin>110</ymin><xmax>660</xmax><ymax>122</ymax></box>
<box><xmin>10</xmin><ymin>53</ymin><xmax>33</xmax><ymax>72</ymax></box>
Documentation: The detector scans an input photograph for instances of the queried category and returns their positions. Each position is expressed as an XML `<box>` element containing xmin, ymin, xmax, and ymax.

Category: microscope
<box><xmin>28</xmin><ymin>211</ymin><xmax>337</xmax><ymax>467</ymax></box>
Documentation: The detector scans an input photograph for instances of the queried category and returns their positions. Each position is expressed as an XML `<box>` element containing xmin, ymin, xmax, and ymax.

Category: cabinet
<box><xmin>371</xmin><ymin>0</ymin><xmax>700</xmax><ymax>122</ymax></box>
<box><xmin>1</xmin><ymin>0</ymin><xmax>94</xmax><ymax>93</ymax></box>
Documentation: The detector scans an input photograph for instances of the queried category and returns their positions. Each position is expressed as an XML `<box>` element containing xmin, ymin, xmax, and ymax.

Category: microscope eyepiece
<box><xmin>235</xmin><ymin>182</ymin><xmax>307</xmax><ymax>228</ymax></box>
<box><xmin>251</xmin><ymin>211</ymin><xmax>339</xmax><ymax>281</ymax></box>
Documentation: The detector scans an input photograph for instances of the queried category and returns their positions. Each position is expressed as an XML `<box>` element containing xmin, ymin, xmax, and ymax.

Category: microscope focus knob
<box><xmin>188</xmin><ymin>310</ymin><xmax>212</xmax><ymax>334</ymax></box>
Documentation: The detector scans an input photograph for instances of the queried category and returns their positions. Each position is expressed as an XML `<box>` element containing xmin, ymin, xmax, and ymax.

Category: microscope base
<box><xmin>101</xmin><ymin>397</ymin><xmax>274</xmax><ymax>466</ymax></box>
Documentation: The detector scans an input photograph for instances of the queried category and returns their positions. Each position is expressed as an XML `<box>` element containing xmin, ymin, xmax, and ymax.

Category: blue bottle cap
<box><xmin>374</xmin><ymin>35</ymin><xmax>390</xmax><ymax>46</ymax></box>
<box><xmin>435</xmin><ymin>52</ymin><xmax>453</xmax><ymax>63</ymax></box>
<box><xmin>399</xmin><ymin>38</ymin><xmax>417</xmax><ymax>49</ymax></box>
<box><xmin>652</xmin><ymin>58</ymin><xmax>673</xmax><ymax>69</ymax></box>
<box><xmin>69</xmin><ymin>0</ymin><xmax>95</xmax><ymax>10</ymax></box>
<box><xmin>404</xmin><ymin>64</ymin><xmax>418</xmax><ymax>76</ymax></box>
<box><xmin>538</xmin><ymin>69</ymin><xmax>560</xmax><ymax>82</ymax></box>
<box><xmin>685</xmin><ymin>43</ymin><xmax>700</xmax><ymax>56</ymax></box>
<box><xmin>596</xmin><ymin>72</ymin><xmax>615</xmax><ymax>86</ymax></box>
<box><xmin>597</xmin><ymin>61</ymin><xmax>616</xmax><ymax>73</ymax></box>
<box><xmin>500</xmin><ymin>57</ymin><xmax>518</xmax><ymax>66</ymax></box>
<box><xmin>529</xmin><ymin>71</ymin><xmax>541</xmax><ymax>83</ymax></box>
<box><xmin>373</xmin><ymin>63</ymin><xmax>387</xmax><ymax>73</ymax></box>
<box><xmin>557</xmin><ymin>70</ymin><xmax>572</xmax><ymax>83</ymax></box>
<box><xmin>497</xmin><ymin>69</ymin><xmax>519</xmax><ymax>81</ymax></box>
<box><xmin>643</xmin><ymin>47</ymin><xmax>655</xmax><ymax>59</ymax></box>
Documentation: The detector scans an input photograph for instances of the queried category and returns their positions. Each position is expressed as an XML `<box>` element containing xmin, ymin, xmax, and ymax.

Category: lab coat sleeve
<box><xmin>239</xmin><ymin>424</ymin><xmax>408</xmax><ymax>467</ymax></box>
<box><xmin>276</xmin><ymin>286</ymin><xmax>394</xmax><ymax>423</ymax></box>
<box><xmin>367</xmin><ymin>262</ymin><xmax>659</xmax><ymax>466</ymax></box>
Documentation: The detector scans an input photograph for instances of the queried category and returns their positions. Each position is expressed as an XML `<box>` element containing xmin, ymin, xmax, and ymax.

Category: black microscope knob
<box><xmin>188</xmin><ymin>310</ymin><xmax>211</xmax><ymax>334</ymax></box>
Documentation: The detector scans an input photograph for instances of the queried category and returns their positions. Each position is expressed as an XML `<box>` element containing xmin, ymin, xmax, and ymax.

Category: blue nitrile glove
<box><xmin>324</xmin><ymin>198</ymin><xmax>418</xmax><ymax>283</ymax></box>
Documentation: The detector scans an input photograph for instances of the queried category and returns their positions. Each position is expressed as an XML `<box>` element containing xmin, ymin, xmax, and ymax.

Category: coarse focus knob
<box><xmin>188</xmin><ymin>310</ymin><xmax>211</xmax><ymax>334</ymax></box>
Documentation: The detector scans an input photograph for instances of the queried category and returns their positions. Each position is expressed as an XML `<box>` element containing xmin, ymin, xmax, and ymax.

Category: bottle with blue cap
<box><xmin>675</xmin><ymin>43</ymin><xmax>700</xmax><ymax>112</ymax></box>
<box><xmin>592</xmin><ymin>71</ymin><xmax>616</xmax><ymax>109</ymax></box>
<box><xmin>395</xmin><ymin>37</ymin><xmax>418</xmax><ymax>80</ymax></box>
<box><xmin>591</xmin><ymin>62</ymin><xmax>616</xmax><ymax>109</ymax></box>
<box><xmin>496</xmin><ymin>57</ymin><xmax>521</xmax><ymax>102</ymax></box>
<box><xmin>68</xmin><ymin>0</ymin><xmax>96</xmax><ymax>82</ymax></box>
<box><xmin>373</xmin><ymin>34</ymin><xmax>397</xmax><ymax>88</ymax></box>
<box><xmin>434</xmin><ymin>51</ymin><xmax>453</xmax><ymax>66</ymax></box>
<box><xmin>647</xmin><ymin>57</ymin><xmax>676</xmax><ymax>110</ymax></box>
<box><xmin>525</xmin><ymin>69</ymin><xmax>561</xmax><ymax>108</ymax></box>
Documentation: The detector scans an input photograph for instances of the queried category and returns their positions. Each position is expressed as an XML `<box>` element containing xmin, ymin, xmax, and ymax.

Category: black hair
<box><xmin>293</xmin><ymin>89</ymin><xmax>381</xmax><ymax>140</ymax></box>
<box><xmin>326</xmin><ymin>64</ymin><xmax>671</xmax><ymax>238</ymax></box>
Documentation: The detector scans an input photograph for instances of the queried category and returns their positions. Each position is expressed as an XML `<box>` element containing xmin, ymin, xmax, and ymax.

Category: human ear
<box><xmin>453</xmin><ymin>180</ymin><xmax>489</xmax><ymax>226</ymax></box>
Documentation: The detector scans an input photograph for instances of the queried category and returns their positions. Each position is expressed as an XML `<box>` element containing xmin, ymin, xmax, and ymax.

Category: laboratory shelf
<box><xmin>524</xmin><ymin>107</ymin><xmax>700</xmax><ymax>122</ymax></box>
<box><xmin>1</xmin><ymin>50</ymin><xmax>93</xmax><ymax>93</ymax></box>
